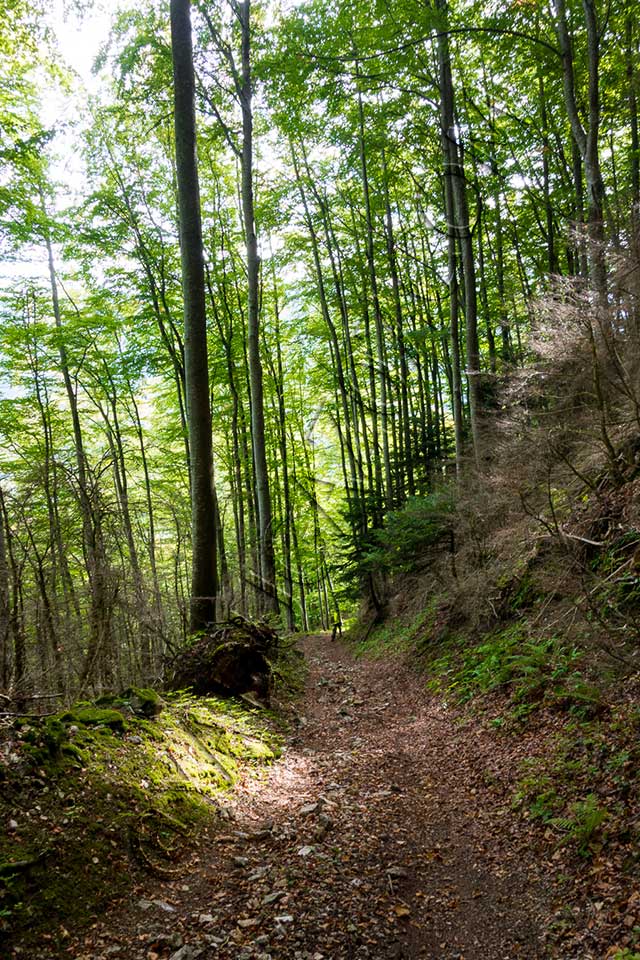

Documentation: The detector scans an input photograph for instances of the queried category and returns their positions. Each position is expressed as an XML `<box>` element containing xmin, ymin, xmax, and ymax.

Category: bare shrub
<box><xmin>410</xmin><ymin>248</ymin><xmax>640</xmax><ymax>664</ymax></box>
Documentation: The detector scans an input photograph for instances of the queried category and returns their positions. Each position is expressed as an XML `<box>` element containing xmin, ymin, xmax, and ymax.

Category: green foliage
<box><xmin>354</xmin><ymin>619</ymin><xmax>411</xmax><ymax>660</ymax></box>
<box><xmin>429</xmin><ymin>625</ymin><xmax>580</xmax><ymax>703</ymax></box>
<box><xmin>549</xmin><ymin>794</ymin><xmax>609</xmax><ymax>858</ymax></box>
<box><xmin>357</xmin><ymin>493</ymin><xmax>454</xmax><ymax>578</ymax></box>
<box><xmin>515</xmin><ymin>770</ymin><xmax>608</xmax><ymax>857</ymax></box>
<box><xmin>1</xmin><ymin>0</ymin><xmax>639</xmax><ymax>737</ymax></box>
<box><xmin>511</xmin><ymin>700</ymin><xmax>640</xmax><ymax>871</ymax></box>
<box><xmin>500</xmin><ymin>572</ymin><xmax>541</xmax><ymax>616</ymax></box>
<box><xmin>353</xmin><ymin>605</ymin><xmax>438</xmax><ymax>659</ymax></box>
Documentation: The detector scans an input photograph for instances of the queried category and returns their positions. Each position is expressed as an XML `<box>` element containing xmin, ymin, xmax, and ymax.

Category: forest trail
<box><xmin>68</xmin><ymin>635</ymin><xmax>549</xmax><ymax>960</ymax></box>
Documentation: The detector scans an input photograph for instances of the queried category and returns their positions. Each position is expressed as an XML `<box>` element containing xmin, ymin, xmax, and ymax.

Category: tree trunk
<box><xmin>356</xmin><ymin>66</ymin><xmax>393</xmax><ymax>507</ymax></box>
<box><xmin>238</xmin><ymin>0</ymin><xmax>278</xmax><ymax>615</ymax></box>
<box><xmin>170</xmin><ymin>0</ymin><xmax>218</xmax><ymax>631</ymax></box>
<box><xmin>552</xmin><ymin>0</ymin><xmax>607</xmax><ymax>298</ymax></box>
<box><xmin>436</xmin><ymin>0</ymin><xmax>481</xmax><ymax>466</ymax></box>
<box><xmin>627</xmin><ymin>14</ymin><xmax>640</xmax><ymax>236</ymax></box>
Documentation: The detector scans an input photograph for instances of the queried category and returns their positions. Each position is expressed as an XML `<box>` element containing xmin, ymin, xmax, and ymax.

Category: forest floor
<box><xmin>53</xmin><ymin>633</ymin><xmax>560</xmax><ymax>960</ymax></box>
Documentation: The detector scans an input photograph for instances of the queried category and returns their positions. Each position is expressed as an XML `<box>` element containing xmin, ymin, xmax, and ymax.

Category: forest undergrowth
<box><xmin>0</xmin><ymin>685</ymin><xmax>285</xmax><ymax>952</ymax></box>
<box><xmin>349</xmin><ymin>252</ymin><xmax>640</xmax><ymax>959</ymax></box>
<box><xmin>4</xmin><ymin>0</ymin><xmax>640</xmax><ymax>956</ymax></box>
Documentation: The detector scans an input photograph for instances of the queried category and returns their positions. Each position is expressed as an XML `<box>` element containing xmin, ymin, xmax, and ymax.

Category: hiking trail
<box><xmin>66</xmin><ymin>634</ymin><xmax>549</xmax><ymax>960</ymax></box>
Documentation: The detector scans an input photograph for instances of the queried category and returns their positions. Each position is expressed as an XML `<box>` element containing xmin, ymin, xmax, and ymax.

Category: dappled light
<box><xmin>57</xmin><ymin>636</ymin><xmax>545</xmax><ymax>959</ymax></box>
<box><xmin>3</xmin><ymin>0</ymin><xmax>640</xmax><ymax>956</ymax></box>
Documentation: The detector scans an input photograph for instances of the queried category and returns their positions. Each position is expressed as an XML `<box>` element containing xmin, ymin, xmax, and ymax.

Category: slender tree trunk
<box><xmin>538</xmin><ymin>67</ymin><xmax>559</xmax><ymax>274</ymax></box>
<box><xmin>0</xmin><ymin>487</ymin><xmax>9</xmax><ymax>692</ymax></box>
<box><xmin>292</xmin><ymin>146</ymin><xmax>361</xmax><ymax>530</ymax></box>
<box><xmin>41</xmin><ymin>208</ymin><xmax>114</xmax><ymax>690</ymax></box>
<box><xmin>0</xmin><ymin>491</ymin><xmax>25</xmax><ymax>700</ymax></box>
<box><xmin>436</xmin><ymin>0</ymin><xmax>481</xmax><ymax>465</ymax></box>
<box><xmin>552</xmin><ymin>0</ymin><xmax>607</xmax><ymax>298</ymax></box>
<box><xmin>237</xmin><ymin>0</ymin><xmax>278</xmax><ymax>615</ymax></box>
<box><xmin>627</xmin><ymin>14</ymin><xmax>640</xmax><ymax>236</ymax></box>
<box><xmin>439</xmin><ymin>124</ymin><xmax>464</xmax><ymax>470</ymax></box>
<box><xmin>356</xmin><ymin>65</ymin><xmax>392</xmax><ymax>507</ymax></box>
<box><xmin>273</xmin><ymin>288</ymin><xmax>295</xmax><ymax>631</ymax></box>
<box><xmin>351</xmin><ymin>206</ymin><xmax>383</xmax><ymax>521</ymax></box>
<box><xmin>382</xmin><ymin>148</ymin><xmax>414</xmax><ymax>497</ymax></box>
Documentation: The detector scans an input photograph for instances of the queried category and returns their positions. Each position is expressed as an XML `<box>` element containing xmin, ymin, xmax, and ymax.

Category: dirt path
<box><xmin>68</xmin><ymin>635</ymin><xmax>550</xmax><ymax>960</ymax></box>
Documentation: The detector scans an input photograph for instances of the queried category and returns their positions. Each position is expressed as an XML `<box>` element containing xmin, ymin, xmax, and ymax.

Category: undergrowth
<box><xmin>426</xmin><ymin>624</ymin><xmax>603</xmax><ymax>722</ymax></box>
<box><xmin>345</xmin><ymin>254</ymin><xmax>640</xmax><ymax>956</ymax></box>
<box><xmin>353</xmin><ymin>602</ymin><xmax>438</xmax><ymax>659</ymax></box>
<box><xmin>513</xmin><ymin>704</ymin><xmax>640</xmax><ymax>867</ymax></box>
<box><xmin>0</xmin><ymin>689</ymin><xmax>284</xmax><ymax>951</ymax></box>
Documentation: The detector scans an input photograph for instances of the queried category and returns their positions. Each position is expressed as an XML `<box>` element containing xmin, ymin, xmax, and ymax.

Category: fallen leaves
<box><xmin>392</xmin><ymin>904</ymin><xmax>411</xmax><ymax>918</ymax></box>
<box><xmin>51</xmin><ymin>635</ymin><xmax>567</xmax><ymax>960</ymax></box>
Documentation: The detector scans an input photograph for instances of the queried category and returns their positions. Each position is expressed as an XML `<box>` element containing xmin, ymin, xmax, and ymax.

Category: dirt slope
<box><xmin>58</xmin><ymin>635</ymin><xmax>552</xmax><ymax>960</ymax></box>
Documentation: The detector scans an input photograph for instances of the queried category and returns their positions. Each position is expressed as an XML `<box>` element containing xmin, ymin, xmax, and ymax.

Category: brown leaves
<box><xmin>392</xmin><ymin>904</ymin><xmax>411</xmax><ymax>918</ymax></box>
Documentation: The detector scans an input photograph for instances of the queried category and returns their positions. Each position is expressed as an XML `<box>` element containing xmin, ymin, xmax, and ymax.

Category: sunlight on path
<box><xmin>65</xmin><ymin>635</ymin><xmax>547</xmax><ymax>960</ymax></box>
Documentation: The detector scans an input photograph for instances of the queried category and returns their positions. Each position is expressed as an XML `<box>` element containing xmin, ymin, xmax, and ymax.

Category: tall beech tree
<box><xmin>170</xmin><ymin>0</ymin><xmax>218</xmax><ymax>631</ymax></box>
<box><xmin>200</xmin><ymin>0</ymin><xmax>279</xmax><ymax>615</ymax></box>
<box><xmin>237</xmin><ymin>0</ymin><xmax>278</xmax><ymax>615</ymax></box>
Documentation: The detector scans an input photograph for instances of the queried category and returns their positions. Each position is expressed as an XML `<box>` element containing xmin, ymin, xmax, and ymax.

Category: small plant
<box><xmin>513</xmin><ymin>766</ymin><xmax>560</xmax><ymax>819</ymax></box>
<box><xmin>553</xmin><ymin>678</ymin><xmax>606</xmax><ymax>720</ymax></box>
<box><xmin>529</xmin><ymin>789</ymin><xmax>561</xmax><ymax>821</ymax></box>
<box><xmin>551</xmin><ymin>794</ymin><xmax>608</xmax><ymax>857</ymax></box>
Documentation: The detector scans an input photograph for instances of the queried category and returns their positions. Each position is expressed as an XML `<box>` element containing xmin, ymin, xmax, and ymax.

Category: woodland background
<box><xmin>1</xmin><ymin>0</ymin><xmax>638</xmax><ymax>701</ymax></box>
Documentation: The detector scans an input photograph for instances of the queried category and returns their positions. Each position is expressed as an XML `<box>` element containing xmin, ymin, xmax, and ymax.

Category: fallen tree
<box><xmin>166</xmin><ymin>616</ymin><xmax>280</xmax><ymax>701</ymax></box>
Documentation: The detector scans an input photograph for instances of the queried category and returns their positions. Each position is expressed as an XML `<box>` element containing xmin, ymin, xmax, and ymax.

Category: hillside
<box><xmin>348</xmin><ymin>262</ymin><xmax>640</xmax><ymax>958</ymax></box>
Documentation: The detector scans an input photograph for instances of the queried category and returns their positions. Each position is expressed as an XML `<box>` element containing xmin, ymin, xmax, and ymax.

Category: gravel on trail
<box><xmin>63</xmin><ymin>634</ymin><xmax>550</xmax><ymax>960</ymax></box>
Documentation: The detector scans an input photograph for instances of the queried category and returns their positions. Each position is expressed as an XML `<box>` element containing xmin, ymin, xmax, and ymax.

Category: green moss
<box><xmin>60</xmin><ymin>707</ymin><xmax>126</xmax><ymax>732</ymax></box>
<box><xmin>0</xmin><ymin>689</ymin><xmax>280</xmax><ymax>950</ymax></box>
<box><xmin>238</xmin><ymin>737</ymin><xmax>274</xmax><ymax>760</ymax></box>
<box><xmin>60</xmin><ymin>742</ymin><xmax>86</xmax><ymax>764</ymax></box>
<box><xmin>19</xmin><ymin>717</ymin><xmax>70</xmax><ymax>770</ymax></box>
<box><xmin>94</xmin><ymin>693</ymin><xmax>125</xmax><ymax>707</ymax></box>
<box><xmin>123</xmin><ymin>686</ymin><xmax>164</xmax><ymax>717</ymax></box>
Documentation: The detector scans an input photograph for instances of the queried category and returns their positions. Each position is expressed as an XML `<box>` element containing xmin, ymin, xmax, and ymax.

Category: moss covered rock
<box><xmin>60</xmin><ymin>707</ymin><xmax>126</xmax><ymax>733</ymax></box>
<box><xmin>124</xmin><ymin>687</ymin><xmax>164</xmax><ymax>718</ymax></box>
<box><xmin>20</xmin><ymin>718</ymin><xmax>69</xmax><ymax>768</ymax></box>
<box><xmin>0</xmin><ymin>687</ymin><xmax>283</xmax><ymax>952</ymax></box>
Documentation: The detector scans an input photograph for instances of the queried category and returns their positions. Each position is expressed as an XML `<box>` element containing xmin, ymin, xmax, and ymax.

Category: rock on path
<box><xmin>65</xmin><ymin>634</ymin><xmax>549</xmax><ymax>960</ymax></box>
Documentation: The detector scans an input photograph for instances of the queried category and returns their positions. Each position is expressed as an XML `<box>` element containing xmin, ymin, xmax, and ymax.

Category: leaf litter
<box><xmin>33</xmin><ymin>634</ymin><xmax>570</xmax><ymax>959</ymax></box>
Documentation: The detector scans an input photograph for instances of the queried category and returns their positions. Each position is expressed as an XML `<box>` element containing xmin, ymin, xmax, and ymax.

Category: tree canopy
<box><xmin>0</xmin><ymin>0</ymin><xmax>638</xmax><ymax>696</ymax></box>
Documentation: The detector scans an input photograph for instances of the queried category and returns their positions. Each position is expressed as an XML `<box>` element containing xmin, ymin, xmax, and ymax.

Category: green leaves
<box><xmin>355</xmin><ymin>492</ymin><xmax>454</xmax><ymax>578</ymax></box>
